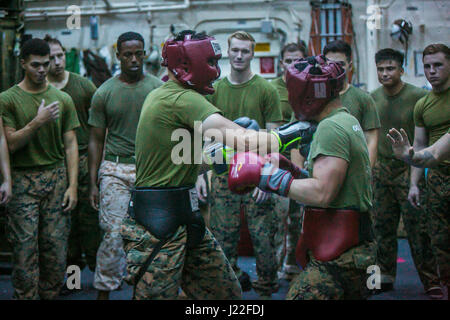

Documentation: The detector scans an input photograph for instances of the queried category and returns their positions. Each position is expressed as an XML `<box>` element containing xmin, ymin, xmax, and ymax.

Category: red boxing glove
<box><xmin>265</xmin><ymin>153</ymin><xmax>309</xmax><ymax>179</ymax></box>
<box><xmin>228</xmin><ymin>152</ymin><xmax>265</xmax><ymax>194</ymax></box>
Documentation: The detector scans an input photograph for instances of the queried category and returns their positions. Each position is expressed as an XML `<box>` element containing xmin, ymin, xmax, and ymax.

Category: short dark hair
<box><xmin>174</xmin><ymin>30</ymin><xmax>208</xmax><ymax>41</ymax></box>
<box><xmin>323</xmin><ymin>40</ymin><xmax>352</xmax><ymax>62</ymax></box>
<box><xmin>281</xmin><ymin>42</ymin><xmax>307</xmax><ymax>60</ymax></box>
<box><xmin>117</xmin><ymin>32</ymin><xmax>145</xmax><ymax>52</ymax></box>
<box><xmin>423</xmin><ymin>43</ymin><xmax>450</xmax><ymax>61</ymax></box>
<box><xmin>375</xmin><ymin>48</ymin><xmax>404</xmax><ymax>67</ymax></box>
<box><xmin>43</xmin><ymin>34</ymin><xmax>65</xmax><ymax>51</ymax></box>
<box><xmin>20</xmin><ymin>38</ymin><xmax>50</xmax><ymax>61</ymax></box>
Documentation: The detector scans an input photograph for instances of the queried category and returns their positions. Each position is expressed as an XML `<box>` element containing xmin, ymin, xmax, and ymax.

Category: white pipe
<box><xmin>194</xmin><ymin>16</ymin><xmax>289</xmax><ymax>32</ymax></box>
<box><xmin>25</xmin><ymin>0</ymin><xmax>190</xmax><ymax>18</ymax></box>
<box><xmin>24</xmin><ymin>0</ymin><xmax>272</xmax><ymax>14</ymax></box>
<box><xmin>366</xmin><ymin>0</ymin><xmax>380</xmax><ymax>92</ymax></box>
<box><xmin>191</xmin><ymin>0</ymin><xmax>273</xmax><ymax>5</ymax></box>
<box><xmin>25</xmin><ymin>1</ymin><xmax>181</xmax><ymax>12</ymax></box>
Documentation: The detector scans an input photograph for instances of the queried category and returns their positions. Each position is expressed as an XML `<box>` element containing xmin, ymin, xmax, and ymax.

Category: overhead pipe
<box><xmin>25</xmin><ymin>1</ymin><xmax>183</xmax><ymax>12</ymax></box>
<box><xmin>24</xmin><ymin>0</ymin><xmax>191</xmax><ymax>19</ymax></box>
<box><xmin>194</xmin><ymin>16</ymin><xmax>289</xmax><ymax>33</ymax></box>
<box><xmin>24</xmin><ymin>0</ymin><xmax>280</xmax><ymax>20</ymax></box>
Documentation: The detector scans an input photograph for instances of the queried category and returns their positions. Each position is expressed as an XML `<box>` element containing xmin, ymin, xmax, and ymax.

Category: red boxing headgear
<box><xmin>162</xmin><ymin>33</ymin><xmax>222</xmax><ymax>94</ymax></box>
<box><xmin>286</xmin><ymin>55</ymin><xmax>345</xmax><ymax>120</ymax></box>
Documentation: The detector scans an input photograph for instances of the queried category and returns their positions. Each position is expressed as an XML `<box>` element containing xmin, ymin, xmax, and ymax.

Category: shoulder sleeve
<box><xmin>61</xmin><ymin>92</ymin><xmax>80</xmax><ymax>133</ymax></box>
<box><xmin>153</xmin><ymin>76</ymin><xmax>164</xmax><ymax>87</ymax></box>
<box><xmin>0</xmin><ymin>93</ymin><xmax>16</xmax><ymax>129</ymax></box>
<box><xmin>310</xmin><ymin>119</ymin><xmax>351</xmax><ymax>163</ymax></box>
<box><xmin>176</xmin><ymin>91</ymin><xmax>222</xmax><ymax>129</ymax></box>
<box><xmin>413</xmin><ymin>96</ymin><xmax>426</xmax><ymax>127</ymax></box>
<box><xmin>369</xmin><ymin>89</ymin><xmax>379</xmax><ymax>102</ymax></box>
<box><xmin>262</xmin><ymin>81</ymin><xmax>283</xmax><ymax>123</ymax></box>
<box><xmin>88</xmin><ymin>88</ymin><xmax>107</xmax><ymax>128</ymax></box>
<box><xmin>360</xmin><ymin>93</ymin><xmax>381</xmax><ymax>130</ymax></box>
<box><xmin>85</xmin><ymin>78</ymin><xmax>98</xmax><ymax>95</ymax></box>
<box><xmin>82</xmin><ymin>78</ymin><xmax>97</xmax><ymax>109</ymax></box>
<box><xmin>205</xmin><ymin>82</ymin><xmax>219</xmax><ymax>104</ymax></box>
<box><xmin>146</xmin><ymin>75</ymin><xmax>163</xmax><ymax>90</ymax></box>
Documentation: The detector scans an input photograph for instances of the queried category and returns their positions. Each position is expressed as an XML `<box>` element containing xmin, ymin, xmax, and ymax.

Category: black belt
<box><xmin>129</xmin><ymin>186</ymin><xmax>200</xmax><ymax>239</ymax></box>
<box><xmin>128</xmin><ymin>186</ymin><xmax>204</xmax><ymax>299</ymax></box>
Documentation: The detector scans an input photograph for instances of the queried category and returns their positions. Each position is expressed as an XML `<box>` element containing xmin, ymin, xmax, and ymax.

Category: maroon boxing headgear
<box><xmin>162</xmin><ymin>32</ymin><xmax>222</xmax><ymax>94</ymax></box>
<box><xmin>286</xmin><ymin>55</ymin><xmax>345</xmax><ymax>120</ymax></box>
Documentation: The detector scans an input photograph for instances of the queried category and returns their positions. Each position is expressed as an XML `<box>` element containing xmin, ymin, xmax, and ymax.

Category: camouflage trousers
<box><xmin>209</xmin><ymin>175</ymin><xmax>278</xmax><ymax>296</ymax></box>
<box><xmin>67</xmin><ymin>153</ymin><xmax>101</xmax><ymax>272</ymax></box>
<box><xmin>274</xmin><ymin>199</ymin><xmax>302</xmax><ymax>279</ymax></box>
<box><xmin>7</xmin><ymin>165</ymin><xmax>69</xmax><ymax>300</ymax></box>
<box><xmin>372</xmin><ymin>159</ymin><xmax>439</xmax><ymax>289</ymax></box>
<box><xmin>426</xmin><ymin>165</ymin><xmax>449</xmax><ymax>286</ymax></box>
<box><xmin>273</xmin><ymin>195</ymin><xmax>289</xmax><ymax>271</ymax></box>
<box><xmin>286</xmin><ymin>242</ymin><xmax>376</xmax><ymax>300</ymax></box>
<box><xmin>93</xmin><ymin>160</ymin><xmax>135</xmax><ymax>291</ymax></box>
<box><xmin>121</xmin><ymin>215</ymin><xmax>242</xmax><ymax>300</ymax></box>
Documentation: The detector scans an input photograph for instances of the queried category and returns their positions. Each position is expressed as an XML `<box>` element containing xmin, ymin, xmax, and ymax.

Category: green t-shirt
<box><xmin>340</xmin><ymin>85</ymin><xmax>380</xmax><ymax>131</ymax></box>
<box><xmin>88</xmin><ymin>74</ymin><xmax>163</xmax><ymax>157</ymax></box>
<box><xmin>371</xmin><ymin>83</ymin><xmax>428</xmax><ymax>161</ymax></box>
<box><xmin>0</xmin><ymin>84</ymin><xmax>80</xmax><ymax>169</ymax></box>
<box><xmin>270</xmin><ymin>76</ymin><xmax>293</xmax><ymax>122</ymax></box>
<box><xmin>414</xmin><ymin>87</ymin><xmax>450</xmax><ymax>165</ymax></box>
<box><xmin>62</xmin><ymin>72</ymin><xmax>97</xmax><ymax>152</ymax></box>
<box><xmin>207</xmin><ymin>75</ymin><xmax>283</xmax><ymax>128</ymax></box>
<box><xmin>307</xmin><ymin>108</ymin><xmax>372</xmax><ymax>212</ymax></box>
<box><xmin>135</xmin><ymin>80</ymin><xmax>221</xmax><ymax>187</ymax></box>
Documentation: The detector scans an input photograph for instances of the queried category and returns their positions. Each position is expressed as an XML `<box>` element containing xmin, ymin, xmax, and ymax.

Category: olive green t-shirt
<box><xmin>135</xmin><ymin>80</ymin><xmax>222</xmax><ymax>188</ymax></box>
<box><xmin>207</xmin><ymin>75</ymin><xmax>283</xmax><ymax>128</ymax></box>
<box><xmin>414</xmin><ymin>87</ymin><xmax>450</xmax><ymax>165</ymax></box>
<box><xmin>0</xmin><ymin>84</ymin><xmax>80</xmax><ymax>169</ymax></box>
<box><xmin>62</xmin><ymin>72</ymin><xmax>97</xmax><ymax>152</ymax></box>
<box><xmin>88</xmin><ymin>74</ymin><xmax>163</xmax><ymax>157</ymax></box>
<box><xmin>371</xmin><ymin>83</ymin><xmax>428</xmax><ymax>161</ymax></box>
<box><xmin>340</xmin><ymin>85</ymin><xmax>380</xmax><ymax>131</ymax></box>
<box><xmin>270</xmin><ymin>76</ymin><xmax>293</xmax><ymax>122</ymax></box>
<box><xmin>307</xmin><ymin>108</ymin><xmax>372</xmax><ymax>212</ymax></box>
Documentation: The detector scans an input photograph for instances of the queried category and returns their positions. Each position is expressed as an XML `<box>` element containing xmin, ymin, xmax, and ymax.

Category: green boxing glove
<box><xmin>203</xmin><ymin>117</ymin><xmax>260</xmax><ymax>175</ymax></box>
<box><xmin>271</xmin><ymin>121</ymin><xmax>317</xmax><ymax>153</ymax></box>
<box><xmin>203</xmin><ymin>142</ymin><xmax>235</xmax><ymax>175</ymax></box>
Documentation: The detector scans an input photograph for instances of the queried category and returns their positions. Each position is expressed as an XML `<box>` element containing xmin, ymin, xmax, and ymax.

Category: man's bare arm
<box><xmin>88</xmin><ymin>126</ymin><xmax>106</xmax><ymax>210</ymax></box>
<box><xmin>288</xmin><ymin>155</ymin><xmax>348</xmax><ymax>207</ymax></box>
<box><xmin>62</xmin><ymin>130</ymin><xmax>79</xmax><ymax>212</ymax></box>
<box><xmin>420</xmin><ymin>133</ymin><xmax>450</xmax><ymax>165</ymax></box>
<box><xmin>389</xmin><ymin>128</ymin><xmax>449</xmax><ymax>168</ymax></box>
<box><xmin>202</xmin><ymin>113</ymin><xmax>279</xmax><ymax>155</ymax></box>
<box><xmin>408</xmin><ymin>126</ymin><xmax>428</xmax><ymax>208</ymax></box>
<box><xmin>364</xmin><ymin>128</ymin><xmax>379</xmax><ymax>168</ymax></box>
<box><xmin>0</xmin><ymin>118</ymin><xmax>12</xmax><ymax>205</ymax></box>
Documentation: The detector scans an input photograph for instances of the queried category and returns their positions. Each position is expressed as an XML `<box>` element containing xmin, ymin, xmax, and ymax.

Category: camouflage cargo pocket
<box><xmin>352</xmin><ymin>242</ymin><xmax>376</xmax><ymax>271</ymax></box>
<box><xmin>121</xmin><ymin>216</ymin><xmax>148</xmax><ymax>285</ymax></box>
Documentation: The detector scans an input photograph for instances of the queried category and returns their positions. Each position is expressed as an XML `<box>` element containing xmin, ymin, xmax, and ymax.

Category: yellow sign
<box><xmin>255</xmin><ymin>43</ymin><xmax>271</xmax><ymax>52</ymax></box>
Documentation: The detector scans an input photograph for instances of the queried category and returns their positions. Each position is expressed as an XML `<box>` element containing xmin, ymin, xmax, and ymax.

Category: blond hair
<box><xmin>227</xmin><ymin>31</ymin><xmax>256</xmax><ymax>51</ymax></box>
